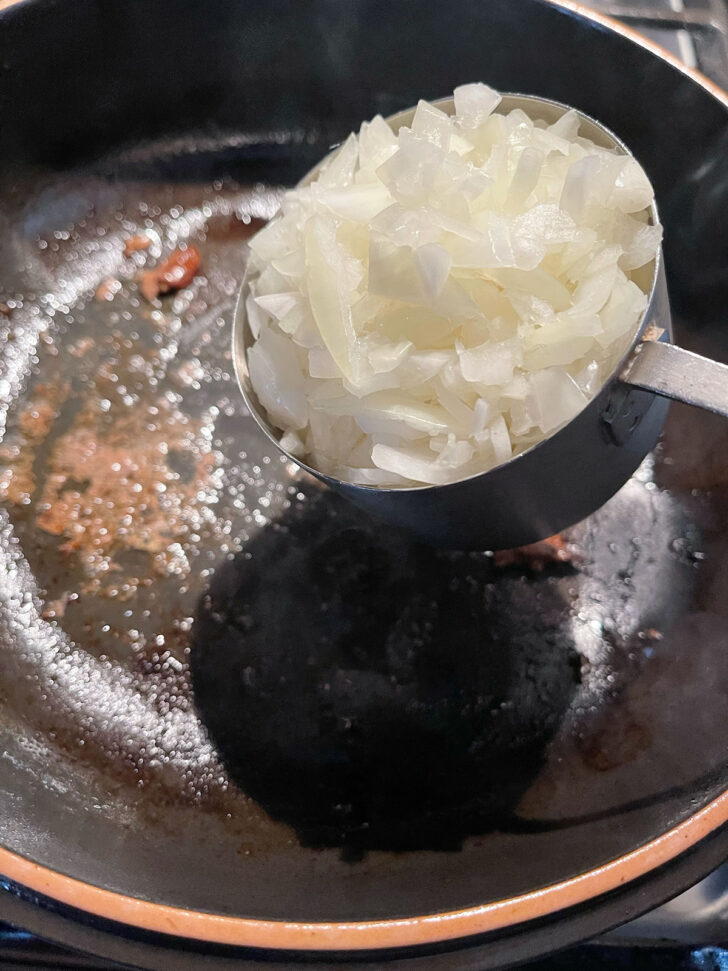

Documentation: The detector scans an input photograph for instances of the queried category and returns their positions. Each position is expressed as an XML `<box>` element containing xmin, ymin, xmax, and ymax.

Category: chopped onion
<box><xmin>304</xmin><ymin>215</ymin><xmax>359</xmax><ymax>380</ymax></box>
<box><xmin>280</xmin><ymin>429</ymin><xmax>305</xmax><ymax>457</ymax></box>
<box><xmin>530</xmin><ymin>368</ymin><xmax>588</xmax><ymax>433</ymax></box>
<box><xmin>489</xmin><ymin>415</ymin><xmax>512</xmax><ymax>465</ymax></box>
<box><xmin>247</xmin><ymin>328</ymin><xmax>308</xmax><ymax>431</ymax></box>
<box><xmin>454</xmin><ymin>83</ymin><xmax>502</xmax><ymax>129</ymax></box>
<box><xmin>245</xmin><ymin>291</ymin><xmax>268</xmax><ymax>340</ymax></box>
<box><xmin>317</xmin><ymin>391</ymin><xmax>452</xmax><ymax>434</ymax></box>
<box><xmin>254</xmin><ymin>291</ymin><xmax>301</xmax><ymax>321</ymax></box>
<box><xmin>473</xmin><ymin>397</ymin><xmax>492</xmax><ymax>435</ymax></box>
<box><xmin>245</xmin><ymin>85</ymin><xmax>660</xmax><ymax>488</ymax></box>
<box><xmin>357</xmin><ymin>115</ymin><xmax>399</xmax><ymax>174</ymax></box>
<box><xmin>549</xmin><ymin>109</ymin><xmax>581</xmax><ymax>141</ymax></box>
<box><xmin>372</xmin><ymin>440</ymin><xmax>473</xmax><ymax>485</ymax></box>
<box><xmin>414</xmin><ymin>243</ymin><xmax>452</xmax><ymax>298</ymax></box>
<box><xmin>457</xmin><ymin>338</ymin><xmax>522</xmax><ymax>385</ymax></box>
<box><xmin>308</xmin><ymin>346</ymin><xmax>341</xmax><ymax>379</ymax></box>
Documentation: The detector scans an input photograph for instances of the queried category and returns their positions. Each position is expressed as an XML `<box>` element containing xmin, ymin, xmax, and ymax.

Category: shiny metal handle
<box><xmin>620</xmin><ymin>340</ymin><xmax>728</xmax><ymax>419</ymax></box>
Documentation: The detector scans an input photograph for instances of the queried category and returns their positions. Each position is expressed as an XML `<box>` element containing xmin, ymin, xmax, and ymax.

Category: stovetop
<box><xmin>1</xmin><ymin>0</ymin><xmax>728</xmax><ymax>968</ymax></box>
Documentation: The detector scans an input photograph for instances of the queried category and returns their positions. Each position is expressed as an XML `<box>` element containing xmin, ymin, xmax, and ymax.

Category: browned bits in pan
<box><xmin>0</xmin><ymin>382</ymin><xmax>70</xmax><ymax>505</ymax></box>
<box><xmin>41</xmin><ymin>592</ymin><xmax>74</xmax><ymax>621</ymax></box>
<box><xmin>139</xmin><ymin>246</ymin><xmax>201</xmax><ymax>302</ymax></box>
<box><xmin>95</xmin><ymin>277</ymin><xmax>121</xmax><ymax>302</ymax></box>
<box><xmin>579</xmin><ymin>713</ymin><xmax>651</xmax><ymax>772</ymax></box>
<box><xmin>493</xmin><ymin>533</ymin><xmax>580</xmax><ymax>571</ymax></box>
<box><xmin>123</xmin><ymin>234</ymin><xmax>152</xmax><ymax>256</ymax></box>
<box><xmin>68</xmin><ymin>337</ymin><xmax>95</xmax><ymax>358</ymax></box>
<box><xmin>0</xmin><ymin>302</ymin><xmax>11</xmax><ymax>317</ymax></box>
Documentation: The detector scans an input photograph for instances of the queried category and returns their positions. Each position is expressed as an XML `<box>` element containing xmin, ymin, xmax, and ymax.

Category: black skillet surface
<box><xmin>1</xmin><ymin>0</ymin><xmax>728</xmax><ymax>967</ymax></box>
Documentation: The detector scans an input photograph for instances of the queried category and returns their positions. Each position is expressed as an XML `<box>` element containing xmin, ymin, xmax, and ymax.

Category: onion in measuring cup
<box><xmin>244</xmin><ymin>84</ymin><xmax>661</xmax><ymax>488</ymax></box>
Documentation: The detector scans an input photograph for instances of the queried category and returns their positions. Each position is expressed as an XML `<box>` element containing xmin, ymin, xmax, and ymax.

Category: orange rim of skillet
<box><xmin>1</xmin><ymin>0</ymin><xmax>728</xmax><ymax>952</ymax></box>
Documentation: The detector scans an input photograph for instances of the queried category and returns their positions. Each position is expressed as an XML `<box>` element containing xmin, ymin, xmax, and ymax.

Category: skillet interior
<box><xmin>1</xmin><ymin>0</ymin><xmax>728</xmax><ymax>949</ymax></box>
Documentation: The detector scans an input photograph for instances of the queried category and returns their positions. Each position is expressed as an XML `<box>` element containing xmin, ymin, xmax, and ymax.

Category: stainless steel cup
<box><xmin>233</xmin><ymin>94</ymin><xmax>728</xmax><ymax>550</ymax></box>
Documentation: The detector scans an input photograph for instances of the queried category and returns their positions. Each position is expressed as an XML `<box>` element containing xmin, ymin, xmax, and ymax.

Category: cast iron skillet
<box><xmin>1</xmin><ymin>0</ymin><xmax>728</xmax><ymax>968</ymax></box>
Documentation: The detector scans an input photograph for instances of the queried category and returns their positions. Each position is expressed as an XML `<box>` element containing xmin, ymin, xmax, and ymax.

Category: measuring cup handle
<box><xmin>619</xmin><ymin>340</ymin><xmax>728</xmax><ymax>419</ymax></box>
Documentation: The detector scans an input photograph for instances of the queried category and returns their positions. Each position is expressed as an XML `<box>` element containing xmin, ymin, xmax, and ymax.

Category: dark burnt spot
<box><xmin>579</xmin><ymin>712</ymin><xmax>652</xmax><ymax>773</ymax></box>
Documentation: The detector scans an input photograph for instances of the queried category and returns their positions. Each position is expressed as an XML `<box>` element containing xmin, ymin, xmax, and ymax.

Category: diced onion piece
<box><xmin>245</xmin><ymin>291</ymin><xmax>268</xmax><ymax>340</ymax></box>
<box><xmin>454</xmin><ymin>83</ymin><xmax>502</xmax><ymax>129</ymax></box>
<box><xmin>494</xmin><ymin>267</ymin><xmax>572</xmax><ymax>311</ymax></box>
<box><xmin>615</xmin><ymin>217</ymin><xmax>663</xmax><ymax>271</ymax></box>
<box><xmin>318</xmin><ymin>133</ymin><xmax>359</xmax><ymax>188</ymax></box>
<box><xmin>317</xmin><ymin>391</ymin><xmax>451</xmax><ymax>434</ymax></box>
<box><xmin>369</xmin><ymin>233</ymin><xmax>428</xmax><ymax>305</ymax></box>
<box><xmin>371</xmin><ymin>204</ymin><xmax>442</xmax><ymax>247</ymax></box>
<box><xmin>376</xmin><ymin>129</ymin><xmax>446</xmax><ymax>206</ymax></box>
<box><xmin>343</xmin><ymin>465</ymin><xmax>406</xmax><ymax>487</ymax></box>
<box><xmin>489</xmin><ymin>415</ymin><xmax>512</xmax><ymax>465</ymax></box>
<box><xmin>280</xmin><ymin>429</ymin><xmax>305</xmax><ymax>457</ymax></box>
<box><xmin>248</xmin><ymin>328</ymin><xmax>308</xmax><ymax>431</ymax></box>
<box><xmin>412</xmin><ymin>99</ymin><xmax>454</xmax><ymax>150</ymax></box>
<box><xmin>414</xmin><ymin>243</ymin><xmax>452</xmax><ymax>298</ymax></box>
<box><xmin>524</xmin><ymin>336</ymin><xmax>594</xmax><ymax>370</ymax></box>
<box><xmin>438</xmin><ymin>437</ymin><xmax>474</xmax><ymax>469</ymax></box>
<box><xmin>549</xmin><ymin>109</ymin><xmax>580</xmax><ymax>141</ymax></box>
<box><xmin>399</xmin><ymin>350</ymin><xmax>453</xmax><ymax>386</ymax></box>
<box><xmin>304</xmin><ymin>214</ymin><xmax>358</xmax><ymax>380</ymax></box>
<box><xmin>254</xmin><ymin>264</ymin><xmax>290</xmax><ymax>297</ymax></box>
<box><xmin>457</xmin><ymin>338</ymin><xmax>522</xmax><ymax>385</ymax></box>
<box><xmin>597</xmin><ymin>278</ymin><xmax>648</xmax><ymax>348</ymax></box>
<box><xmin>308</xmin><ymin>346</ymin><xmax>341</xmax><ymax>379</ymax></box>
<box><xmin>353</xmin><ymin>414</ymin><xmax>427</xmax><ymax>440</ymax></box>
<box><xmin>367</xmin><ymin>339</ymin><xmax>413</xmax><ymax>373</ymax></box>
<box><xmin>574</xmin><ymin>360</ymin><xmax>601</xmax><ymax>395</ymax></box>
<box><xmin>436</xmin><ymin>380</ymin><xmax>475</xmax><ymax>430</ymax></box>
<box><xmin>523</xmin><ymin>314</ymin><xmax>602</xmax><ymax>368</ymax></box>
<box><xmin>560</xmin><ymin>155</ymin><xmax>603</xmax><ymax>221</ymax></box>
<box><xmin>254</xmin><ymin>292</ymin><xmax>301</xmax><ymax>321</ymax></box>
<box><xmin>312</xmin><ymin>182</ymin><xmax>393</xmax><ymax>222</ymax></box>
<box><xmin>569</xmin><ymin>264</ymin><xmax>619</xmax><ymax>316</ymax></box>
<box><xmin>512</xmin><ymin>203</ymin><xmax>577</xmax><ymax>246</ymax></box>
<box><xmin>530</xmin><ymin>368</ymin><xmax>588</xmax><ymax>433</ymax></box>
<box><xmin>450</xmin><ymin>131</ymin><xmax>475</xmax><ymax>156</ymax></box>
<box><xmin>507</xmin><ymin>147</ymin><xmax>543</xmax><ymax>209</ymax></box>
<box><xmin>472</xmin><ymin>397</ymin><xmax>492</xmax><ymax>435</ymax></box>
<box><xmin>358</xmin><ymin>114</ymin><xmax>399</xmax><ymax>171</ymax></box>
<box><xmin>248</xmin><ymin>214</ymin><xmax>297</xmax><ymax>262</ymax></box>
<box><xmin>525</xmin><ymin>314</ymin><xmax>602</xmax><ymax>348</ymax></box>
<box><xmin>372</xmin><ymin>440</ymin><xmax>472</xmax><ymax>485</ymax></box>
<box><xmin>611</xmin><ymin>157</ymin><xmax>655</xmax><ymax>213</ymax></box>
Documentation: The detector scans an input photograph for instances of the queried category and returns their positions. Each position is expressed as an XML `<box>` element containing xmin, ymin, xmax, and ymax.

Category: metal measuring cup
<box><xmin>233</xmin><ymin>94</ymin><xmax>728</xmax><ymax>550</ymax></box>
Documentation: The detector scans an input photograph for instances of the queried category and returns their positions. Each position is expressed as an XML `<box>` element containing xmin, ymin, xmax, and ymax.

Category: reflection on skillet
<box><xmin>191</xmin><ymin>485</ymin><xmax>581</xmax><ymax>855</ymax></box>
